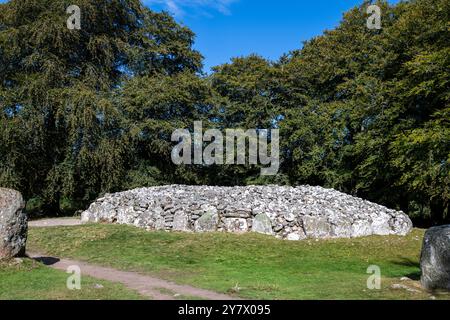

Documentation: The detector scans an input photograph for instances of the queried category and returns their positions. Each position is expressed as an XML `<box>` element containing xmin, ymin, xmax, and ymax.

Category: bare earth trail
<box><xmin>28</xmin><ymin>218</ymin><xmax>83</xmax><ymax>227</ymax></box>
<box><xmin>28</xmin><ymin>218</ymin><xmax>238</xmax><ymax>300</ymax></box>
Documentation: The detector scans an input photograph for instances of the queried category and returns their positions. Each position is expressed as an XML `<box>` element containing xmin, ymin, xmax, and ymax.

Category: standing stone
<box><xmin>0</xmin><ymin>188</ymin><xmax>27</xmax><ymax>259</ymax></box>
<box><xmin>252</xmin><ymin>213</ymin><xmax>273</xmax><ymax>235</ymax></box>
<box><xmin>420</xmin><ymin>225</ymin><xmax>450</xmax><ymax>291</ymax></box>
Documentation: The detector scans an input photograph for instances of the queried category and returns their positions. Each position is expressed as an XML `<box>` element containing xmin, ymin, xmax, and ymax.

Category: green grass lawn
<box><xmin>25</xmin><ymin>224</ymin><xmax>450</xmax><ymax>300</ymax></box>
<box><xmin>0</xmin><ymin>258</ymin><xmax>145</xmax><ymax>300</ymax></box>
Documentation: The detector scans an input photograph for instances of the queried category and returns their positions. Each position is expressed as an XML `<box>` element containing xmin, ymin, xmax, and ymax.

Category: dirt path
<box><xmin>28</xmin><ymin>218</ymin><xmax>238</xmax><ymax>300</ymax></box>
<box><xmin>29</xmin><ymin>218</ymin><xmax>83</xmax><ymax>227</ymax></box>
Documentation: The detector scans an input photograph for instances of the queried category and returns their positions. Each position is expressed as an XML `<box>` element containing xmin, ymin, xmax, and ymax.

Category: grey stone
<box><xmin>81</xmin><ymin>185</ymin><xmax>413</xmax><ymax>241</ymax></box>
<box><xmin>274</xmin><ymin>225</ymin><xmax>283</xmax><ymax>233</ymax></box>
<box><xmin>284</xmin><ymin>212</ymin><xmax>295</xmax><ymax>222</ymax></box>
<box><xmin>303</xmin><ymin>215</ymin><xmax>332</xmax><ymax>239</ymax></box>
<box><xmin>329</xmin><ymin>216</ymin><xmax>353</xmax><ymax>238</ymax></box>
<box><xmin>252</xmin><ymin>213</ymin><xmax>273</xmax><ymax>235</ymax></box>
<box><xmin>389</xmin><ymin>214</ymin><xmax>414</xmax><ymax>236</ymax></box>
<box><xmin>370</xmin><ymin>213</ymin><xmax>393</xmax><ymax>235</ymax></box>
<box><xmin>391</xmin><ymin>283</ymin><xmax>420</xmax><ymax>293</ymax></box>
<box><xmin>194</xmin><ymin>210</ymin><xmax>219</xmax><ymax>232</ymax></box>
<box><xmin>173</xmin><ymin>211</ymin><xmax>191</xmax><ymax>232</ymax></box>
<box><xmin>286</xmin><ymin>232</ymin><xmax>306</xmax><ymax>241</ymax></box>
<box><xmin>224</xmin><ymin>218</ymin><xmax>248</xmax><ymax>233</ymax></box>
<box><xmin>420</xmin><ymin>225</ymin><xmax>450</xmax><ymax>291</ymax></box>
<box><xmin>0</xmin><ymin>188</ymin><xmax>27</xmax><ymax>259</ymax></box>
<box><xmin>351</xmin><ymin>220</ymin><xmax>373</xmax><ymax>238</ymax></box>
<box><xmin>154</xmin><ymin>216</ymin><xmax>165</xmax><ymax>231</ymax></box>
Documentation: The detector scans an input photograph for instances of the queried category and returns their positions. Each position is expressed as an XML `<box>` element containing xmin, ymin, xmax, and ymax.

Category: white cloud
<box><xmin>144</xmin><ymin>0</ymin><xmax>238</xmax><ymax>17</ymax></box>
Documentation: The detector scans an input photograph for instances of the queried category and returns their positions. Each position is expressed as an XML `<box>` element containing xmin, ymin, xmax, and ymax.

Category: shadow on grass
<box><xmin>31</xmin><ymin>256</ymin><xmax>60</xmax><ymax>266</ymax></box>
<box><xmin>390</xmin><ymin>257</ymin><xmax>421</xmax><ymax>280</ymax></box>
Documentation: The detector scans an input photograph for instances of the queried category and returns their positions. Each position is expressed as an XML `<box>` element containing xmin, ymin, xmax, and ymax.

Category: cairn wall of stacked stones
<box><xmin>81</xmin><ymin>185</ymin><xmax>413</xmax><ymax>240</ymax></box>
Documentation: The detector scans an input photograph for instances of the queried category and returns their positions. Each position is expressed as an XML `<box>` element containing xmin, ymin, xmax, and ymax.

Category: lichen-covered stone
<box><xmin>420</xmin><ymin>225</ymin><xmax>450</xmax><ymax>291</ymax></box>
<box><xmin>303</xmin><ymin>215</ymin><xmax>332</xmax><ymax>239</ymax></box>
<box><xmin>194</xmin><ymin>210</ymin><xmax>219</xmax><ymax>232</ymax></box>
<box><xmin>81</xmin><ymin>185</ymin><xmax>413</xmax><ymax>240</ymax></box>
<box><xmin>0</xmin><ymin>188</ymin><xmax>27</xmax><ymax>259</ymax></box>
<box><xmin>252</xmin><ymin>213</ymin><xmax>273</xmax><ymax>235</ymax></box>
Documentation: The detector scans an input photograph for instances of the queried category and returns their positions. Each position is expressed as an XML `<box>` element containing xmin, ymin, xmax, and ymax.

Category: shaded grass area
<box><xmin>28</xmin><ymin>225</ymin><xmax>447</xmax><ymax>300</ymax></box>
<box><xmin>0</xmin><ymin>258</ymin><xmax>145</xmax><ymax>300</ymax></box>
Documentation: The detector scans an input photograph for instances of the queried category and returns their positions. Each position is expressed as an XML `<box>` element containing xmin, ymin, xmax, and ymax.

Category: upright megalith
<box><xmin>420</xmin><ymin>225</ymin><xmax>450</xmax><ymax>291</ymax></box>
<box><xmin>0</xmin><ymin>188</ymin><xmax>27</xmax><ymax>259</ymax></box>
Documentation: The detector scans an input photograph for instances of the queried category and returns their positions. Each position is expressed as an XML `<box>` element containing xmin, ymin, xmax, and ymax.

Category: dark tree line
<box><xmin>0</xmin><ymin>0</ymin><xmax>448</xmax><ymax>224</ymax></box>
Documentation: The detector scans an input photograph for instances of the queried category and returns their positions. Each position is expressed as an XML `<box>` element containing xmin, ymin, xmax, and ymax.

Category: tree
<box><xmin>206</xmin><ymin>55</ymin><xmax>287</xmax><ymax>185</ymax></box>
<box><xmin>0</xmin><ymin>0</ymin><xmax>203</xmax><ymax>214</ymax></box>
<box><xmin>276</xmin><ymin>0</ymin><xmax>449</xmax><ymax>223</ymax></box>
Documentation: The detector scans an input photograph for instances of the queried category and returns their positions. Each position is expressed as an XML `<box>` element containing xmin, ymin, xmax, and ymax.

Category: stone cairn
<box><xmin>82</xmin><ymin>185</ymin><xmax>413</xmax><ymax>240</ymax></box>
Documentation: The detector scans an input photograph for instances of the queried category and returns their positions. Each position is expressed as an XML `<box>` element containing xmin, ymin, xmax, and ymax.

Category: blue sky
<box><xmin>0</xmin><ymin>0</ymin><xmax>400</xmax><ymax>72</ymax></box>
<box><xmin>144</xmin><ymin>0</ymin><xmax>401</xmax><ymax>72</ymax></box>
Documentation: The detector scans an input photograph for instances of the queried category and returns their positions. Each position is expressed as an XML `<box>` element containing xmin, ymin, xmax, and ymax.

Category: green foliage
<box><xmin>123</xmin><ymin>162</ymin><xmax>165</xmax><ymax>190</ymax></box>
<box><xmin>0</xmin><ymin>0</ymin><xmax>204</xmax><ymax>214</ymax></box>
<box><xmin>273</xmin><ymin>0</ymin><xmax>449</xmax><ymax>223</ymax></box>
<box><xmin>25</xmin><ymin>197</ymin><xmax>45</xmax><ymax>215</ymax></box>
<box><xmin>211</xmin><ymin>55</ymin><xmax>281</xmax><ymax>128</ymax></box>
